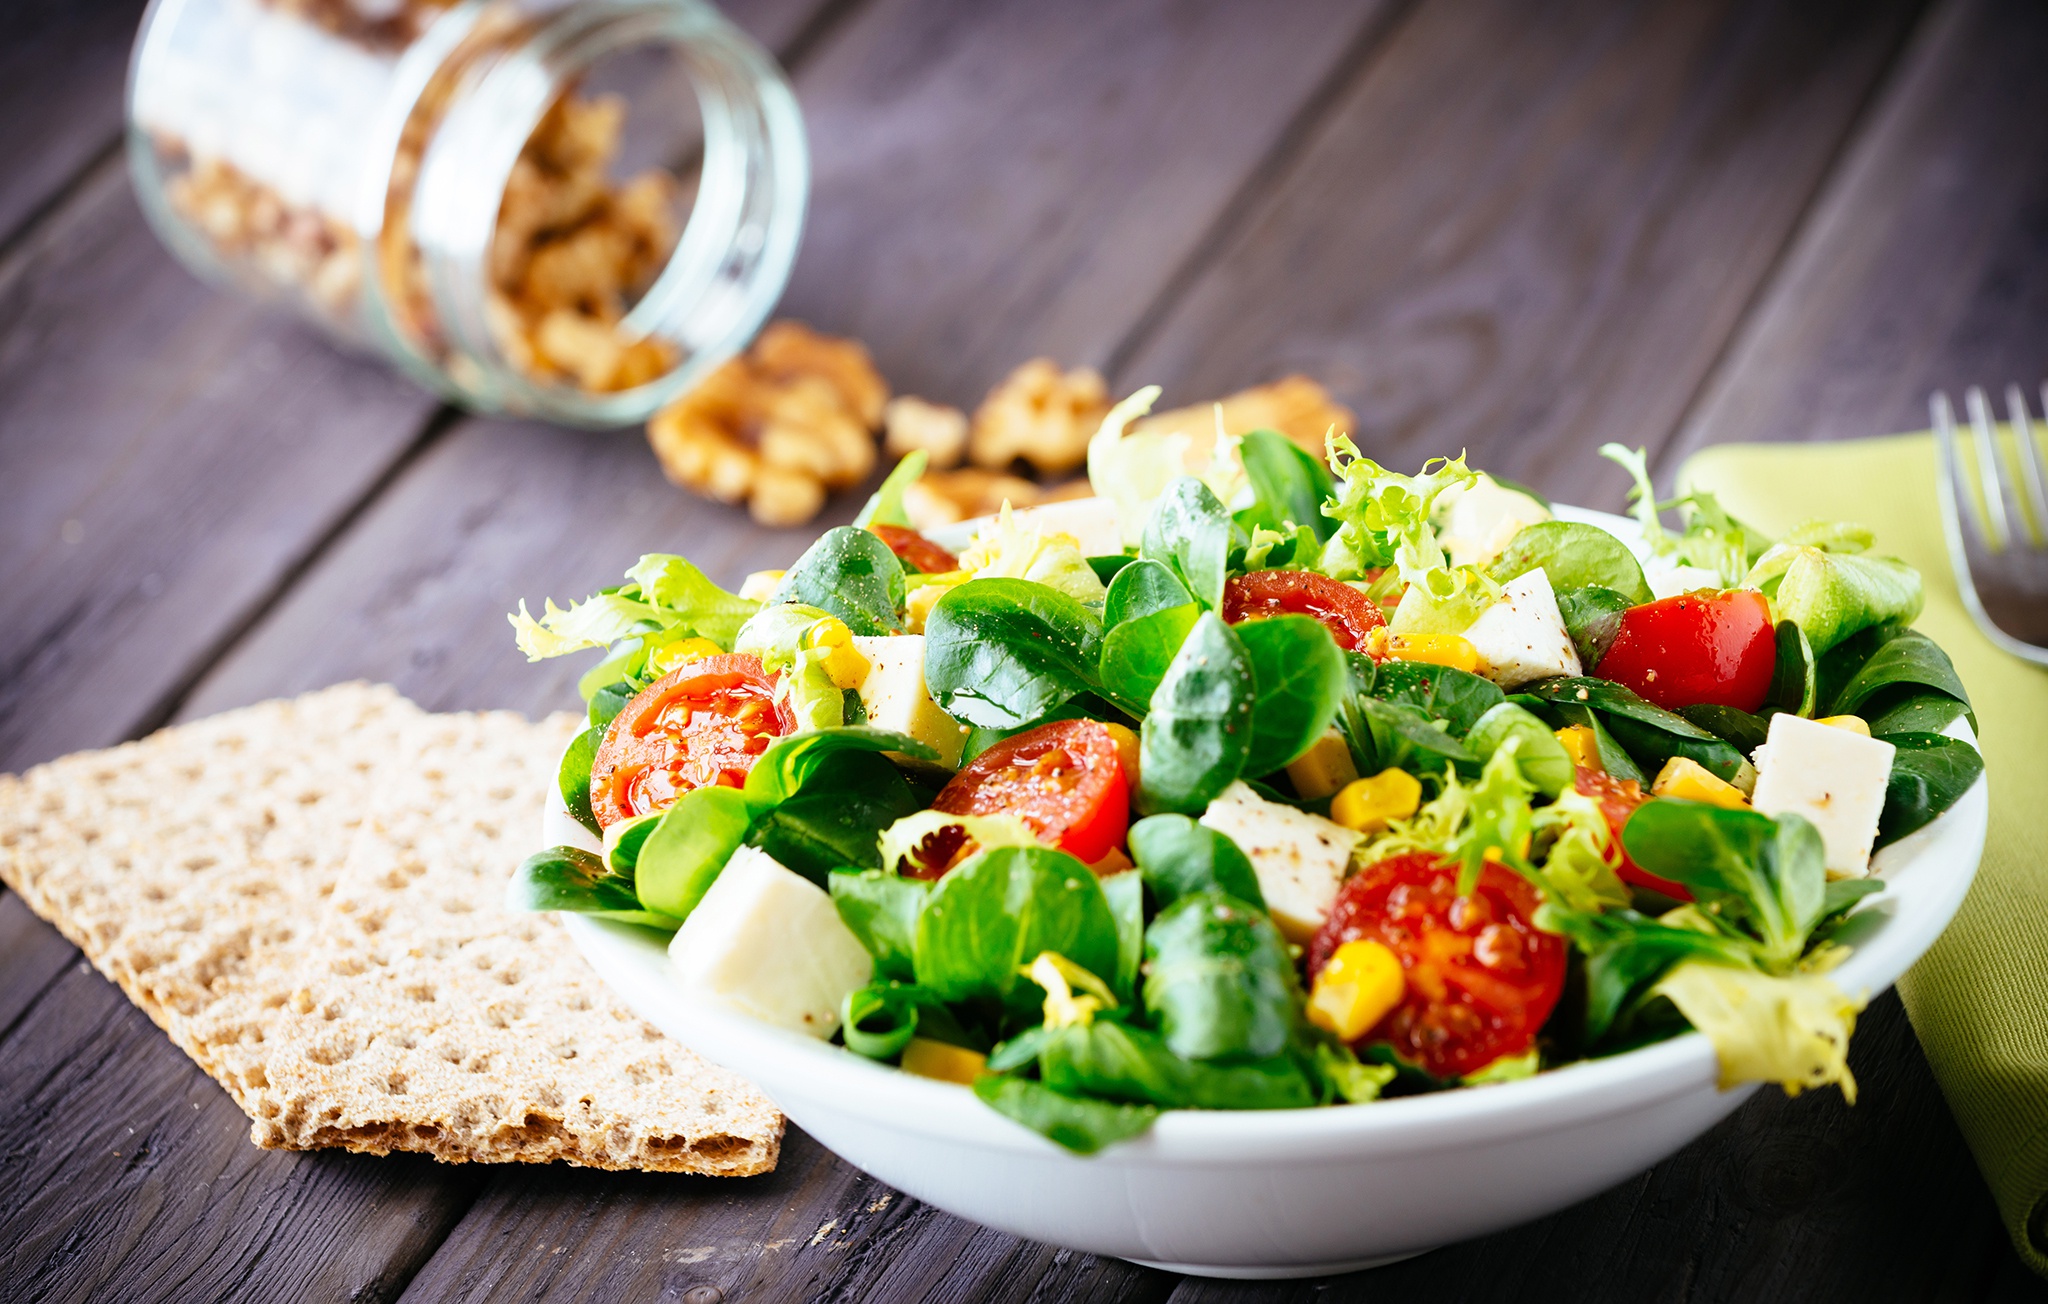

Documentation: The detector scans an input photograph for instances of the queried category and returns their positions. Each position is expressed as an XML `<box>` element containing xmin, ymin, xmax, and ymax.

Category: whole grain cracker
<box><xmin>229</xmin><ymin>707</ymin><xmax>781</xmax><ymax>1175</ymax></box>
<box><xmin>0</xmin><ymin>683</ymin><xmax>422</xmax><ymax>1075</ymax></box>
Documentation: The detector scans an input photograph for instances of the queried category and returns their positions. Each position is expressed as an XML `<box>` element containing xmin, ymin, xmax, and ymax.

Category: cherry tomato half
<box><xmin>1223</xmin><ymin>569</ymin><xmax>1387</xmax><ymax>651</ymax></box>
<box><xmin>870</xmin><ymin>523</ymin><xmax>959</xmax><ymax>574</ymax></box>
<box><xmin>1574</xmin><ymin>767</ymin><xmax>1691</xmax><ymax>901</ymax></box>
<box><xmin>1306</xmin><ymin>852</ymin><xmax>1567</xmax><ymax>1080</ymax></box>
<box><xmin>1593</xmin><ymin>589</ymin><xmax>1775</xmax><ymax>713</ymax></box>
<box><xmin>590</xmin><ymin>654</ymin><xmax>790</xmax><ymax>828</ymax></box>
<box><xmin>932</xmin><ymin>719</ymin><xmax>1129</xmax><ymax>866</ymax></box>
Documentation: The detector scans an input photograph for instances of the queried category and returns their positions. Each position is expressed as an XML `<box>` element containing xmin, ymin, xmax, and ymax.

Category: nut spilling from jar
<box><xmin>647</xmin><ymin>321</ymin><xmax>888</xmax><ymax>528</ymax></box>
<box><xmin>144</xmin><ymin>0</ymin><xmax>685</xmax><ymax>397</ymax></box>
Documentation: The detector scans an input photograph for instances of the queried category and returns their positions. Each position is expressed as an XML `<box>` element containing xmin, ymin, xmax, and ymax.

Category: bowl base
<box><xmin>1122</xmin><ymin>1249</ymin><xmax>1428</xmax><ymax>1280</ymax></box>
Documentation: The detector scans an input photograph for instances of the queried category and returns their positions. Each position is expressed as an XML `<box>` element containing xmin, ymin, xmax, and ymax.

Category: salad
<box><xmin>509</xmin><ymin>387</ymin><xmax>1982</xmax><ymax>1154</ymax></box>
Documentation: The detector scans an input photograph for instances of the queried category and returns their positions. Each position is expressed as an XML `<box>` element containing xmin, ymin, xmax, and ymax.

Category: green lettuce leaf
<box><xmin>1653</xmin><ymin>960</ymin><xmax>1864</xmax><ymax>1100</ymax></box>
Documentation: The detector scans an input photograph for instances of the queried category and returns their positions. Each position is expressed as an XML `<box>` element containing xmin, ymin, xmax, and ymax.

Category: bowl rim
<box><xmin>557</xmin><ymin>501</ymin><xmax>1990</xmax><ymax>1157</ymax></box>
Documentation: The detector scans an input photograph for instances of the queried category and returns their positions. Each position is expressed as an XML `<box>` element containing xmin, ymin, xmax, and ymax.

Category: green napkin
<box><xmin>1683</xmin><ymin>434</ymin><xmax>2048</xmax><ymax>1278</ymax></box>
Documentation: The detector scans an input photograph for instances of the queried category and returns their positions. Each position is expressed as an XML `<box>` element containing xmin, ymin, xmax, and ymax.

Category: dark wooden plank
<box><xmin>0</xmin><ymin>892</ymin><xmax>80</xmax><ymax>1038</ymax></box>
<box><xmin>0</xmin><ymin>0</ymin><xmax>146</xmax><ymax>245</ymax></box>
<box><xmin>0</xmin><ymin>955</ymin><xmax>482</xmax><ymax>1304</ymax></box>
<box><xmin>1666</xmin><ymin>0</ymin><xmax>2048</xmax><ymax>468</ymax></box>
<box><xmin>1113</xmin><ymin>0</ymin><xmax>1926</xmax><ymax>516</ymax></box>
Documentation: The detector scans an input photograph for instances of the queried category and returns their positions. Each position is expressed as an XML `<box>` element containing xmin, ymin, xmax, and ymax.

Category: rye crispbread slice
<box><xmin>215</xmin><ymin>706</ymin><xmax>782</xmax><ymax>1175</ymax></box>
<box><xmin>0</xmin><ymin>683</ymin><xmax>421</xmax><ymax>1071</ymax></box>
<box><xmin>0</xmin><ymin>686</ymin><xmax>781</xmax><ymax>1176</ymax></box>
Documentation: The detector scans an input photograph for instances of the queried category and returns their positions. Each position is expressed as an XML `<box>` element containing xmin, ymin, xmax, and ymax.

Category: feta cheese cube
<box><xmin>1461</xmin><ymin>568</ymin><xmax>1584</xmax><ymax>689</ymax></box>
<box><xmin>1437</xmin><ymin>475</ymin><xmax>1553</xmax><ymax>568</ymax></box>
<box><xmin>668</xmin><ymin>846</ymin><xmax>874</xmax><ymax>1038</ymax></box>
<box><xmin>1199</xmin><ymin>781</ymin><xmax>1361</xmax><ymax>943</ymax></box>
<box><xmin>850</xmin><ymin>633</ymin><xmax>968</xmax><ymax>768</ymax></box>
<box><xmin>996</xmin><ymin>497</ymin><xmax>1124</xmax><ymax>558</ymax></box>
<box><xmin>1749</xmin><ymin>713</ymin><xmax>1896</xmax><ymax>878</ymax></box>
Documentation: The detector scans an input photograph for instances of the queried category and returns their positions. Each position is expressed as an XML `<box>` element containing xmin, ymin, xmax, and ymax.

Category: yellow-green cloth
<box><xmin>1683</xmin><ymin>434</ymin><xmax>2048</xmax><ymax>1278</ymax></box>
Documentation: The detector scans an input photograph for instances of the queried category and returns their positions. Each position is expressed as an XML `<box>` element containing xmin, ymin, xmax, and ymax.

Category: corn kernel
<box><xmin>1286</xmin><ymin>729</ymin><xmax>1360</xmax><ymax>800</ymax></box>
<box><xmin>900</xmin><ymin>1038</ymin><xmax>988</xmax><ymax>1085</ymax></box>
<box><xmin>1554</xmin><ymin>725</ymin><xmax>1600</xmax><ymax>774</ymax></box>
<box><xmin>1307</xmin><ymin>939</ymin><xmax>1405</xmax><ymax>1041</ymax></box>
<box><xmin>1100</xmin><ymin>721</ymin><xmax>1141</xmax><ymax>786</ymax></box>
<box><xmin>1331</xmin><ymin>767</ymin><xmax>1423</xmax><ymax>833</ymax></box>
<box><xmin>738</xmin><ymin>569</ymin><xmax>785</xmax><ymax>603</ymax></box>
<box><xmin>646</xmin><ymin>637</ymin><xmax>724</xmax><ymax>676</ymax></box>
<box><xmin>1651</xmin><ymin>756</ymin><xmax>1750</xmax><ymax>809</ymax></box>
<box><xmin>1383</xmin><ymin>632</ymin><xmax>1481</xmax><ymax>673</ymax></box>
<box><xmin>1816</xmin><ymin>715</ymin><xmax>1871</xmax><ymax>736</ymax></box>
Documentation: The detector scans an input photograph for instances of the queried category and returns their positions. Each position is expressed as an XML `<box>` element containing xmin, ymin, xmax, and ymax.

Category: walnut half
<box><xmin>646</xmin><ymin>320</ymin><xmax>886</xmax><ymax>527</ymax></box>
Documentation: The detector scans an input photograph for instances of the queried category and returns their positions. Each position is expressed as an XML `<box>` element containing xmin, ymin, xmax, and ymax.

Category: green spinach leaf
<box><xmin>1099</xmin><ymin>602</ymin><xmax>1200</xmax><ymax>713</ymax></box>
<box><xmin>1678</xmin><ymin>703</ymin><xmax>1770</xmax><ymax>754</ymax></box>
<box><xmin>1826</xmin><ymin>628</ymin><xmax>1975</xmax><ymax>728</ymax></box>
<box><xmin>1238</xmin><ymin>615</ymin><xmax>1348</xmax><ymax>776</ymax></box>
<box><xmin>558</xmin><ymin>725</ymin><xmax>604</xmax><ymax>837</ymax></box>
<box><xmin>913</xmin><ymin>846</ymin><xmax>1120</xmax><ymax>1023</ymax></box>
<box><xmin>1866</xmin><ymin>692</ymin><xmax>1971</xmax><ymax>737</ymax></box>
<box><xmin>1555</xmin><ymin>586</ymin><xmax>1631</xmax><ymax>668</ymax></box>
<box><xmin>508</xmin><ymin>845</ymin><xmax>683</xmax><ymax>929</ymax></box>
<box><xmin>1487</xmin><ymin>521</ymin><xmax>1653</xmax><ymax>604</ymax></box>
<box><xmin>1137</xmin><ymin>612</ymin><xmax>1255</xmax><ymax>814</ymax></box>
<box><xmin>744</xmin><ymin>727</ymin><xmax>934</xmax><ymax>806</ymax></box>
<box><xmin>1038</xmin><ymin>1019</ymin><xmax>1315</xmax><ymax>1109</ymax></box>
<box><xmin>1519</xmin><ymin>677</ymin><xmax>1744</xmax><ymax>780</ymax></box>
<box><xmin>1103</xmin><ymin>558</ymin><xmax>1194</xmax><ymax>626</ymax></box>
<box><xmin>924</xmin><ymin>578</ymin><xmax>1107</xmax><ymax>728</ymax></box>
<box><xmin>973</xmin><ymin>1074</ymin><xmax>1158</xmax><ymax>1153</ymax></box>
<box><xmin>1103</xmin><ymin>869</ymin><xmax>1146</xmax><ymax>1000</ymax></box>
<box><xmin>830</xmin><ymin>869</ymin><xmax>931</xmax><ymax>982</ymax></box>
<box><xmin>1765</xmin><ymin>620</ymin><xmax>1817</xmax><ymax>717</ymax></box>
<box><xmin>1142</xmin><ymin>889</ymin><xmax>1297</xmax><ymax>1062</ymax></box>
<box><xmin>1368</xmin><ymin>660</ymin><xmax>1505</xmax><ymax>736</ymax></box>
<box><xmin>853</xmin><ymin>451</ymin><xmax>927</xmax><ymax>529</ymax></box>
<box><xmin>1128</xmin><ymin>813</ymin><xmax>1265</xmax><ymax>909</ymax></box>
<box><xmin>772</xmin><ymin>527</ymin><xmax>907</xmax><ymax>635</ymax></box>
<box><xmin>747</xmin><ymin>752</ymin><xmax>922</xmax><ymax>884</ymax></box>
<box><xmin>1465</xmin><ymin>701</ymin><xmax>1573</xmax><ymax>796</ymax></box>
<box><xmin>633</xmin><ymin>786</ymin><xmax>756</xmax><ymax>920</ymax></box>
<box><xmin>1237</xmin><ymin>430</ymin><xmax>1338</xmax><ymax>543</ymax></box>
<box><xmin>1619</xmin><ymin>802</ymin><xmax>1827</xmax><ymax>971</ymax></box>
<box><xmin>1876</xmin><ymin>733</ymin><xmax>1984</xmax><ymax>847</ymax></box>
<box><xmin>1141</xmin><ymin>476</ymin><xmax>1234</xmax><ymax>611</ymax></box>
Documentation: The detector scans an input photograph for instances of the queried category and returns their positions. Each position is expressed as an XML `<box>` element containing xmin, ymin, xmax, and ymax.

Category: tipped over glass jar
<box><xmin>128</xmin><ymin>0</ymin><xmax>807</xmax><ymax>426</ymax></box>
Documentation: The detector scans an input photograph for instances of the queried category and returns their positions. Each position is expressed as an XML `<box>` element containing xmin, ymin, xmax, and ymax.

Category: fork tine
<box><xmin>1964</xmin><ymin>385</ymin><xmax>2014</xmax><ymax>550</ymax></box>
<box><xmin>2015</xmin><ymin>383</ymin><xmax>2048</xmax><ymax>544</ymax></box>
<box><xmin>1933</xmin><ymin>391</ymin><xmax>1985</xmax><ymax>551</ymax></box>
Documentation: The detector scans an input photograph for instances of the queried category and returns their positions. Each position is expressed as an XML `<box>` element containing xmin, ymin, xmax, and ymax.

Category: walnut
<box><xmin>968</xmin><ymin>359</ymin><xmax>1110</xmax><ymax>475</ymax></box>
<box><xmin>646</xmin><ymin>321</ymin><xmax>887</xmax><ymax>526</ymax></box>
<box><xmin>1131</xmin><ymin>375</ymin><xmax>1355</xmax><ymax>459</ymax></box>
<box><xmin>883</xmin><ymin>396</ymin><xmax>969</xmax><ymax>469</ymax></box>
<box><xmin>901</xmin><ymin>468</ymin><xmax>1042</xmax><ymax>533</ymax></box>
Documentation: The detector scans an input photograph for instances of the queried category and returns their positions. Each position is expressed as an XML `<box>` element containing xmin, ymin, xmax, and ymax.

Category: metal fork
<box><xmin>1930</xmin><ymin>385</ymin><xmax>2048</xmax><ymax>664</ymax></box>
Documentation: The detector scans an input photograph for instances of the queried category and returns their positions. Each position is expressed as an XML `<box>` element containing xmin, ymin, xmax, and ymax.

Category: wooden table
<box><xmin>4</xmin><ymin>0</ymin><xmax>2047</xmax><ymax>1299</ymax></box>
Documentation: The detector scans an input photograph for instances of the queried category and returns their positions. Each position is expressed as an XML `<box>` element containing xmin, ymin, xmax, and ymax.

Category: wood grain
<box><xmin>1667</xmin><ymin>0</ymin><xmax>2048</xmax><ymax>468</ymax></box>
<box><xmin>1114</xmin><ymin>0</ymin><xmax>1925</xmax><ymax>514</ymax></box>
<box><xmin>0</xmin><ymin>0</ymin><xmax>145</xmax><ymax>247</ymax></box>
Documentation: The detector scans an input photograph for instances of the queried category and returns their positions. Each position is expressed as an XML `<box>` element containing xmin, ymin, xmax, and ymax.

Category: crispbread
<box><xmin>0</xmin><ymin>683</ymin><xmax>420</xmax><ymax>1072</ymax></box>
<box><xmin>219</xmin><ymin>707</ymin><xmax>782</xmax><ymax>1175</ymax></box>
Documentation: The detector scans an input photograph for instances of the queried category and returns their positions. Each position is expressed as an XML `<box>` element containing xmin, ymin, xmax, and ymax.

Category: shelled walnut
<box><xmin>883</xmin><ymin>395</ymin><xmax>969</xmax><ymax>469</ymax></box>
<box><xmin>967</xmin><ymin>358</ymin><xmax>1111</xmax><ymax>476</ymax></box>
<box><xmin>646</xmin><ymin>321</ymin><xmax>887</xmax><ymax>527</ymax></box>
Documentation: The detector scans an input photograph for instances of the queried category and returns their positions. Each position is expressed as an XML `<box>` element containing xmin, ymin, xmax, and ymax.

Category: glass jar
<box><xmin>127</xmin><ymin>0</ymin><xmax>807</xmax><ymax>426</ymax></box>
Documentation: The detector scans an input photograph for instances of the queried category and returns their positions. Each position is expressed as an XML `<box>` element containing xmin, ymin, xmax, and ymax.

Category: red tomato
<box><xmin>1593</xmin><ymin>590</ymin><xmax>1775</xmax><ymax>712</ymax></box>
<box><xmin>1574</xmin><ymin>767</ymin><xmax>1691</xmax><ymax>900</ymax></box>
<box><xmin>590</xmin><ymin>654</ymin><xmax>790</xmax><ymax>828</ymax></box>
<box><xmin>1223</xmin><ymin>569</ymin><xmax>1387</xmax><ymax>651</ymax></box>
<box><xmin>933</xmin><ymin>719</ymin><xmax>1129</xmax><ymax>866</ymax></box>
<box><xmin>1307</xmin><ymin>852</ymin><xmax>1567</xmax><ymax>1080</ymax></box>
<box><xmin>870</xmin><ymin>523</ymin><xmax>959</xmax><ymax>574</ymax></box>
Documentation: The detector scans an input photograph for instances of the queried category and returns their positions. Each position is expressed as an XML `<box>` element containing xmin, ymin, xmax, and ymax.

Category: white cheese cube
<box><xmin>1749</xmin><ymin>713</ymin><xmax>1896</xmax><ymax>879</ymax></box>
<box><xmin>668</xmin><ymin>846</ymin><xmax>874</xmax><ymax>1038</ymax></box>
<box><xmin>1198</xmin><ymin>781</ymin><xmax>1361</xmax><ymax>943</ymax></box>
<box><xmin>1437</xmin><ymin>475</ymin><xmax>1553</xmax><ymax>568</ymax></box>
<box><xmin>1461</xmin><ymin>568</ymin><xmax>1584</xmax><ymax>689</ymax></box>
<box><xmin>1648</xmin><ymin>563</ymin><xmax>1725</xmax><ymax>601</ymax></box>
<box><xmin>995</xmin><ymin>497</ymin><xmax>1125</xmax><ymax>558</ymax></box>
<box><xmin>850</xmin><ymin>633</ymin><xmax>968</xmax><ymax>768</ymax></box>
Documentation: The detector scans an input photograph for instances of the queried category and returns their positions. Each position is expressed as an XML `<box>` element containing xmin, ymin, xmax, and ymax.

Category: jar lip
<box><xmin>395</xmin><ymin>0</ymin><xmax>809</xmax><ymax>427</ymax></box>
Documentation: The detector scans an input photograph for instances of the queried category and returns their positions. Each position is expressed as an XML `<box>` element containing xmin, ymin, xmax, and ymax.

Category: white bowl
<box><xmin>557</xmin><ymin>505</ymin><xmax>1989</xmax><ymax>1279</ymax></box>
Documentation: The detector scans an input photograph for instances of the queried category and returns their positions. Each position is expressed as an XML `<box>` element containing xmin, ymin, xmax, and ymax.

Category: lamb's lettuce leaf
<box><xmin>772</xmin><ymin>527</ymin><xmax>907</xmax><ymax>636</ymax></box>
<box><xmin>854</xmin><ymin>450</ymin><xmax>927</xmax><ymax>529</ymax></box>
<box><xmin>1137</xmin><ymin>612</ymin><xmax>1255</xmax><ymax>814</ymax></box>
<box><xmin>924</xmin><ymin>578</ymin><xmax>1107</xmax><ymax>729</ymax></box>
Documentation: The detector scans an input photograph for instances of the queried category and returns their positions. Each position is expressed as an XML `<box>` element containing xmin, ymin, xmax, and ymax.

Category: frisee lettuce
<box><xmin>510</xmin><ymin>554</ymin><xmax>758</xmax><ymax>662</ymax></box>
<box><xmin>1319</xmin><ymin>438</ymin><xmax>1501</xmax><ymax>633</ymax></box>
<box><xmin>1653</xmin><ymin>960</ymin><xmax>1864</xmax><ymax>1101</ymax></box>
<box><xmin>959</xmin><ymin>501</ymin><xmax>1108</xmax><ymax>604</ymax></box>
